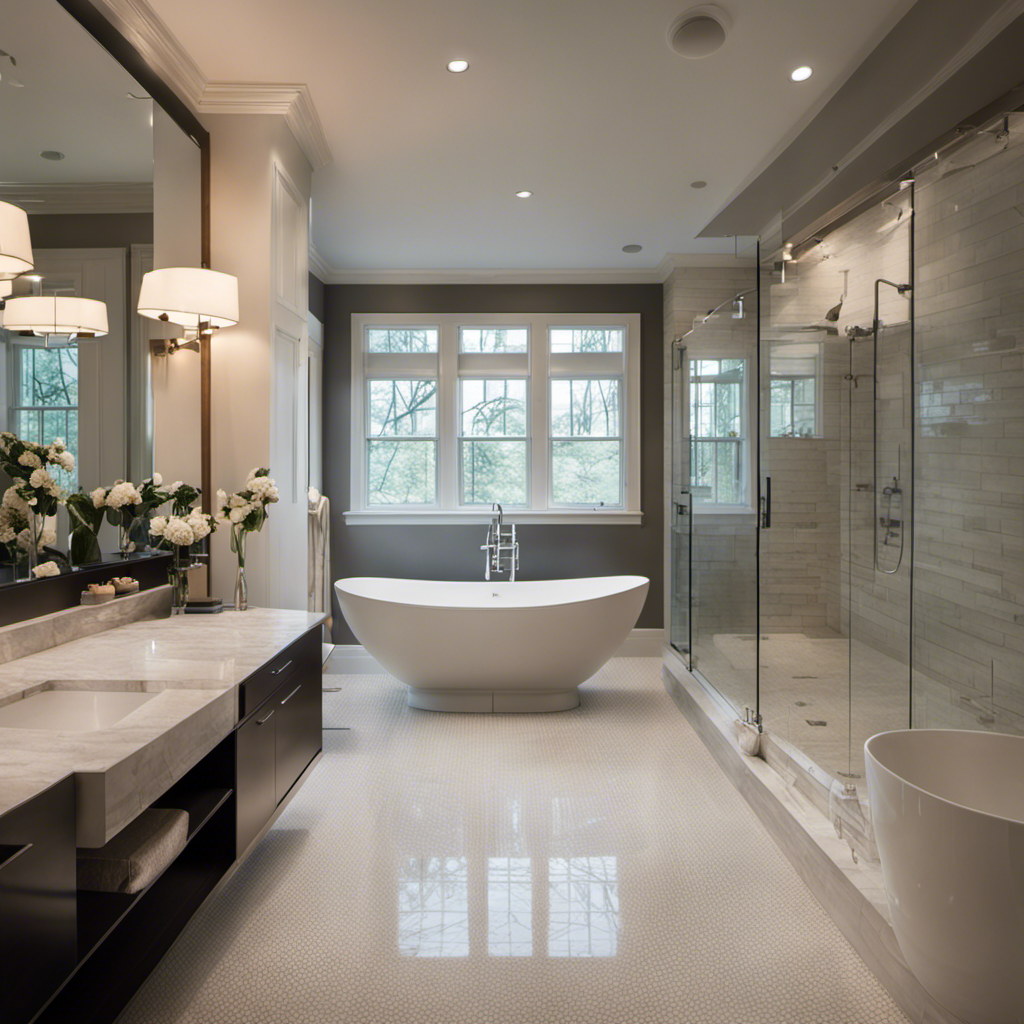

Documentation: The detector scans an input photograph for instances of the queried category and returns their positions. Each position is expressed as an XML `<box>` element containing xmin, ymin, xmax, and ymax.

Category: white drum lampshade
<box><xmin>137</xmin><ymin>267</ymin><xmax>239</xmax><ymax>330</ymax></box>
<box><xmin>2</xmin><ymin>295</ymin><xmax>108</xmax><ymax>340</ymax></box>
<box><xmin>0</xmin><ymin>200</ymin><xmax>34</xmax><ymax>280</ymax></box>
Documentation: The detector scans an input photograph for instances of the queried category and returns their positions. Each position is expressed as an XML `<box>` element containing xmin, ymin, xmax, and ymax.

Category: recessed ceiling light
<box><xmin>690</xmin><ymin>180</ymin><xmax>708</xmax><ymax>189</ymax></box>
<box><xmin>40</xmin><ymin>150</ymin><xmax>64</xmax><ymax>161</ymax></box>
<box><xmin>622</xmin><ymin>244</ymin><xmax>643</xmax><ymax>254</ymax></box>
<box><xmin>446</xmin><ymin>59</ymin><xmax>469</xmax><ymax>73</ymax></box>
<box><xmin>515</xmin><ymin>190</ymin><xmax>532</xmax><ymax>198</ymax></box>
<box><xmin>790</xmin><ymin>66</ymin><xmax>813</xmax><ymax>82</ymax></box>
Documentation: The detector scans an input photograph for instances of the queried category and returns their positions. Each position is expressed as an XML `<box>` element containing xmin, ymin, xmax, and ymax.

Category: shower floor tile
<box><xmin>708</xmin><ymin>634</ymin><xmax>910</xmax><ymax>779</ymax></box>
<box><xmin>121</xmin><ymin>658</ymin><xmax>907</xmax><ymax>1024</ymax></box>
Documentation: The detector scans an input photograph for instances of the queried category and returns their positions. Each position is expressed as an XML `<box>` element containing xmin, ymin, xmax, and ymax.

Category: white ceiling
<box><xmin>0</xmin><ymin>0</ymin><xmax>153</xmax><ymax>185</ymax></box>
<box><xmin>148</xmin><ymin>0</ymin><xmax>916</xmax><ymax>273</ymax></box>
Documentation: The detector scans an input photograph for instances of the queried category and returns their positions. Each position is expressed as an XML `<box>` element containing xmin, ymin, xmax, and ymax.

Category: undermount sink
<box><xmin>0</xmin><ymin>689</ymin><xmax>158</xmax><ymax>732</ymax></box>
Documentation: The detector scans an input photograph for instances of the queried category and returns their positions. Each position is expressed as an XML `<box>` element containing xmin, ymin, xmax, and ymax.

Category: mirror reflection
<box><xmin>0</xmin><ymin>0</ymin><xmax>201</xmax><ymax>584</ymax></box>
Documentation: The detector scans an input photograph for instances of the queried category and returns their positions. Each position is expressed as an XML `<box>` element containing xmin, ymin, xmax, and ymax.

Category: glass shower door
<box><xmin>669</xmin><ymin>342</ymin><xmax>691</xmax><ymax>659</ymax></box>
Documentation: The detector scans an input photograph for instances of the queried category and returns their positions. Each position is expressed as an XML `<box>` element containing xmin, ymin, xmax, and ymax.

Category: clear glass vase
<box><xmin>118</xmin><ymin>514</ymin><xmax>136</xmax><ymax>559</ymax></box>
<box><xmin>169</xmin><ymin>544</ymin><xmax>192</xmax><ymax>614</ymax></box>
<box><xmin>232</xmin><ymin>525</ymin><xmax>248</xmax><ymax>610</ymax></box>
<box><xmin>19</xmin><ymin>513</ymin><xmax>39</xmax><ymax>582</ymax></box>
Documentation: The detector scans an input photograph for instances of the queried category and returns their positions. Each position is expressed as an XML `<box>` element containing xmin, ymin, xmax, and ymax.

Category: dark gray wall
<box><xmin>308</xmin><ymin>272</ymin><xmax>325</xmax><ymax>323</ymax></box>
<box><xmin>323</xmin><ymin>283</ymin><xmax>664</xmax><ymax>644</ymax></box>
<box><xmin>28</xmin><ymin>212</ymin><xmax>152</xmax><ymax>249</ymax></box>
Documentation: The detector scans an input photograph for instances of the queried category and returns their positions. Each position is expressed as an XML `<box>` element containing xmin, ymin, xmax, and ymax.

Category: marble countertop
<box><xmin>0</xmin><ymin>608</ymin><xmax>325</xmax><ymax>841</ymax></box>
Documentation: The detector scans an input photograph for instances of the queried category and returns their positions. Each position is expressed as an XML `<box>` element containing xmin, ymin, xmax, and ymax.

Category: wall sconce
<box><xmin>137</xmin><ymin>267</ymin><xmax>239</xmax><ymax>354</ymax></box>
<box><xmin>0</xmin><ymin>200</ymin><xmax>34</xmax><ymax>285</ymax></box>
<box><xmin>1</xmin><ymin>295</ymin><xmax>108</xmax><ymax>346</ymax></box>
<box><xmin>136</xmin><ymin>266</ymin><xmax>239</xmax><ymax>518</ymax></box>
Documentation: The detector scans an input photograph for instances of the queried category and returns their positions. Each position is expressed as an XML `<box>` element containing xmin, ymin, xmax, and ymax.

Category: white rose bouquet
<box><xmin>215</xmin><ymin>468</ymin><xmax>279</xmax><ymax>610</ymax></box>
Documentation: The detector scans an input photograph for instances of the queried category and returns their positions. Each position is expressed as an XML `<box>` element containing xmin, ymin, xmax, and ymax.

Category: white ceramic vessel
<box><xmin>334</xmin><ymin>575</ymin><xmax>649</xmax><ymax>712</ymax></box>
<box><xmin>865</xmin><ymin>729</ymin><xmax>1024</xmax><ymax>1024</ymax></box>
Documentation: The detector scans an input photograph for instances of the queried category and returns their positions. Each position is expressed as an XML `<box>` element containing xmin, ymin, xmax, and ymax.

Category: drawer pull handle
<box><xmin>257</xmin><ymin>710</ymin><xmax>275</xmax><ymax>725</ymax></box>
<box><xmin>0</xmin><ymin>843</ymin><xmax>33</xmax><ymax>871</ymax></box>
<box><xmin>280</xmin><ymin>684</ymin><xmax>302</xmax><ymax>705</ymax></box>
<box><xmin>270</xmin><ymin>659</ymin><xmax>294</xmax><ymax>676</ymax></box>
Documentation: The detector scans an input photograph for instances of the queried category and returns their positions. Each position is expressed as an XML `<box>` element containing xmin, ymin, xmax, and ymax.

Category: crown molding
<box><xmin>198</xmin><ymin>83</ymin><xmax>332</xmax><ymax>168</ymax></box>
<box><xmin>88</xmin><ymin>0</ymin><xmax>205</xmax><ymax>108</ymax></box>
<box><xmin>306</xmin><ymin>249</ymin><xmax>755</xmax><ymax>285</ymax></box>
<box><xmin>0</xmin><ymin>182</ymin><xmax>154</xmax><ymax>215</ymax></box>
<box><xmin>308</xmin><ymin>244</ymin><xmax>332</xmax><ymax>282</ymax></box>
<box><xmin>88</xmin><ymin>0</ymin><xmax>333</xmax><ymax>169</ymax></box>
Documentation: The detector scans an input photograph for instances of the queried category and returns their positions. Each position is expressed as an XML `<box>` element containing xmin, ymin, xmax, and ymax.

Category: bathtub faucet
<box><xmin>481</xmin><ymin>503</ymin><xmax>519</xmax><ymax>581</ymax></box>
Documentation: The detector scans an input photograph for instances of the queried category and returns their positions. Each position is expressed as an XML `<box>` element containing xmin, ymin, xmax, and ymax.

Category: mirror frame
<box><xmin>57</xmin><ymin>0</ymin><xmax>213</xmax><ymax>512</ymax></box>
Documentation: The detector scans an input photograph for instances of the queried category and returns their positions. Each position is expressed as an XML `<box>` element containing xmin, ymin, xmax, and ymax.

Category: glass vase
<box><xmin>118</xmin><ymin>514</ymin><xmax>136</xmax><ymax>559</ymax></box>
<box><xmin>169</xmin><ymin>544</ymin><xmax>192</xmax><ymax>614</ymax></box>
<box><xmin>19</xmin><ymin>513</ymin><xmax>39</xmax><ymax>582</ymax></box>
<box><xmin>232</xmin><ymin>525</ymin><xmax>248</xmax><ymax>611</ymax></box>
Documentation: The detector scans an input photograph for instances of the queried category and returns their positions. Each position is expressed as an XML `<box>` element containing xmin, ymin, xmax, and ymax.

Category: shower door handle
<box><xmin>760</xmin><ymin>477</ymin><xmax>771</xmax><ymax>529</ymax></box>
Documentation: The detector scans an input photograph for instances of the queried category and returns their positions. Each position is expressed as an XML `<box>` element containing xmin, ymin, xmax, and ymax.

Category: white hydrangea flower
<box><xmin>106</xmin><ymin>481</ymin><xmax>142</xmax><ymax>508</ymax></box>
<box><xmin>216</xmin><ymin>488</ymin><xmax>227</xmax><ymax>505</ymax></box>
<box><xmin>168</xmin><ymin>481</ymin><xmax>183</xmax><ymax>494</ymax></box>
<box><xmin>32</xmin><ymin>561</ymin><xmax>60</xmax><ymax>578</ymax></box>
<box><xmin>0</xmin><ymin>525</ymin><xmax>15</xmax><ymax>544</ymax></box>
<box><xmin>151</xmin><ymin>472</ymin><xmax>163</xmax><ymax>486</ymax></box>
<box><xmin>57</xmin><ymin>451</ymin><xmax>75</xmax><ymax>472</ymax></box>
<box><xmin>149</xmin><ymin>515</ymin><xmax>168</xmax><ymax>537</ymax></box>
<box><xmin>18</xmin><ymin>451</ymin><xmax>42</xmax><ymax>469</ymax></box>
<box><xmin>187</xmin><ymin>512</ymin><xmax>212</xmax><ymax>540</ymax></box>
<box><xmin>3</xmin><ymin>486</ymin><xmax>28</xmax><ymax>513</ymax></box>
<box><xmin>228</xmin><ymin>493</ymin><xmax>247</xmax><ymax>508</ymax></box>
<box><xmin>29</xmin><ymin>468</ymin><xmax>54</xmax><ymax>491</ymax></box>
<box><xmin>228</xmin><ymin>506</ymin><xmax>248</xmax><ymax>524</ymax></box>
<box><xmin>162</xmin><ymin>516</ymin><xmax>195</xmax><ymax>546</ymax></box>
<box><xmin>248</xmin><ymin>475</ymin><xmax>277</xmax><ymax>500</ymax></box>
<box><xmin>91</xmin><ymin>486</ymin><xmax>107</xmax><ymax>508</ymax></box>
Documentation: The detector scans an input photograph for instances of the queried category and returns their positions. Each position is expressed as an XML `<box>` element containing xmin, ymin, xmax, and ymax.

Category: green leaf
<box><xmin>70</xmin><ymin>527</ymin><xmax>103</xmax><ymax>566</ymax></box>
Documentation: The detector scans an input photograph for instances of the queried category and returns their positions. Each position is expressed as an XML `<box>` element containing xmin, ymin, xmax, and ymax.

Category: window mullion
<box><xmin>531</xmin><ymin>316</ymin><xmax>548</xmax><ymax>509</ymax></box>
<box><xmin>438</xmin><ymin>322</ymin><xmax>457</xmax><ymax>509</ymax></box>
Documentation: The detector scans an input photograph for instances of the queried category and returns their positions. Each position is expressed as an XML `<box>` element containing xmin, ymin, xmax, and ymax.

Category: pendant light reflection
<box><xmin>1</xmin><ymin>295</ymin><xmax>108</xmax><ymax>347</ymax></box>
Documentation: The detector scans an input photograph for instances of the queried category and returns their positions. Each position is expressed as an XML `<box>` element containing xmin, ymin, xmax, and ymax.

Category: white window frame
<box><xmin>346</xmin><ymin>313</ymin><xmax>642</xmax><ymax>525</ymax></box>
<box><xmin>686</xmin><ymin>348</ymin><xmax>757</xmax><ymax>514</ymax></box>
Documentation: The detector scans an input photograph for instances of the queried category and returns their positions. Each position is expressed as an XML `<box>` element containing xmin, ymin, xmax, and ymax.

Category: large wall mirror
<box><xmin>0</xmin><ymin>0</ymin><xmax>206</xmax><ymax>586</ymax></box>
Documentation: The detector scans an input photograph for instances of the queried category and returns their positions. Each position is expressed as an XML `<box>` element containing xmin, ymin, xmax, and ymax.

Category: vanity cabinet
<box><xmin>0</xmin><ymin>775</ymin><xmax>77</xmax><ymax>1024</ymax></box>
<box><xmin>235</xmin><ymin>627</ymin><xmax>323</xmax><ymax>856</ymax></box>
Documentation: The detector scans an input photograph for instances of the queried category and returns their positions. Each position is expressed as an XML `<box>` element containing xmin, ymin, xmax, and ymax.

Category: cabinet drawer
<box><xmin>239</xmin><ymin>628</ymin><xmax>319</xmax><ymax>718</ymax></box>
<box><xmin>235</xmin><ymin>703</ymin><xmax>278</xmax><ymax>857</ymax></box>
<box><xmin>275</xmin><ymin>675</ymin><xmax>322</xmax><ymax>803</ymax></box>
<box><xmin>0</xmin><ymin>776</ymin><xmax>77</xmax><ymax>1024</ymax></box>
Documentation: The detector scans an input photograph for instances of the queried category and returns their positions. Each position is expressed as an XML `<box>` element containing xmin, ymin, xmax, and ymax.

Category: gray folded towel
<box><xmin>77</xmin><ymin>807</ymin><xmax>189</xmax><ymax>894</ymax></box>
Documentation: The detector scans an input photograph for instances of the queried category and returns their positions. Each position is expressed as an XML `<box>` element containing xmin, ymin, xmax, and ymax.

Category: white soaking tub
<box><xmin>865</xmin><ymin>729</ymin><xmax>1024</xmax><ymax>1024</ymax></box>
<box><xmin>334</xmin><ymin>576</ymin><xmax>649</xmax><ymax>712</ymax></box>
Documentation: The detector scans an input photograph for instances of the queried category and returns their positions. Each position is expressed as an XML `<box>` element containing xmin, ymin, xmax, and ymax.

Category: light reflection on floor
<box><xmin>122</xmin><ymin>659</ymin><xmax>907</xmax><ymax>1024</ymax></box>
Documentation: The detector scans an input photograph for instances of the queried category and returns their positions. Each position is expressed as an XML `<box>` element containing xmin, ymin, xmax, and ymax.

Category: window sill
<box><xmin>343</xmin><ymin>509</ymin><xmax>644</xmax><ymax>526</ymax></box>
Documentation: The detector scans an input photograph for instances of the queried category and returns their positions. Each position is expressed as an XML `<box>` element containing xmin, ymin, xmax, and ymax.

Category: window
<box><xmin>689</xmin><ymin>357</ymin><xmax>747</xmax><ymax>507</ymax></box>
<box><xmin>349</xmin><ymin>314</ymin><xmax>641</xmax><ymax>523</ymax></box>
<box><xmin>9</xmin><ymin>344</ymin><xmax>79</xmax><ymax>492</ymax></box>
<box><xmin>769</xmin><ymin>342</ymin><xmax>821</xmax><ymax>438</ymax></box>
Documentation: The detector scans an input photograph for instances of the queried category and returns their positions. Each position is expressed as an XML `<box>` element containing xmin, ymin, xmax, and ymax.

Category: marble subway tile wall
<box><xmin>912</xmin><ymin>123</ymin><xmax>1024</xmax><ymax>735</ymax></box>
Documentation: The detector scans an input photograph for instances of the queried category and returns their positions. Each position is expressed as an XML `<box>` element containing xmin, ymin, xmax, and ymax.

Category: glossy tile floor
<box><xmin>122</xmin><ymin>658</ymin><xmax>908</xmax><ymax>1024</ymax></box>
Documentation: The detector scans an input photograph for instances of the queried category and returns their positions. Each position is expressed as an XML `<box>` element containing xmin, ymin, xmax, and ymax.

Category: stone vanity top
<box><xmin>0</xmin><ymin>607</ymin><xmax>325</xmax><ymax>843</ymax></box>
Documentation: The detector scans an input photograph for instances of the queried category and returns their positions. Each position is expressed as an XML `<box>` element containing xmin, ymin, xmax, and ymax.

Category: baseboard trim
<box><xmin>660</xmin><ymin>647</ymin><xmax>960</xmax><ymax>1024</ymax></box>
<box><xmin>615</xmin><ymin>628</ymin><xmax>666</xmax><ymax>657</ymax></box>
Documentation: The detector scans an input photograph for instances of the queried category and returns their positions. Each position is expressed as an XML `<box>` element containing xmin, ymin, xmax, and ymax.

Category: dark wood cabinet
<box><xmin>275</xmin><ymin>675</ymin><xmax>322</xmax><ymax>803</ymax></box>
<box><xmin>0</xmin><ymin>775</ymin><xmax>77</xmax><ymax>1024</ymax></box>
<box><xmin>235</xmin><ymin>625</ymin><xmax>323</xmax><ymax>856</ymax></box>
<box><xmin>235</xmin><ymin>701</ymin><xmax>279</xmax><ymax>857</ymax></box>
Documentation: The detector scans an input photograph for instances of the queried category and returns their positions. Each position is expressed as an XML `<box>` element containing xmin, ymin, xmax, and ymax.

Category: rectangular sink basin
<box><xmin>0</xmin><ymin>690</ymin><xmax>159</xmax><ymax>732</ymax></box>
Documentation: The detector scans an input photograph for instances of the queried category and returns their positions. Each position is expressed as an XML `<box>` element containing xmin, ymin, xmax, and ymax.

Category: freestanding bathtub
<box><xmin>865</xmin><ymin>730</ymin><xmax>1024</xmax><ymax>1024</ymax></box>
<box><xmin>334</xmin><ymin>576</ymin><xmax>649</xmax><ymax>712</ymax></box>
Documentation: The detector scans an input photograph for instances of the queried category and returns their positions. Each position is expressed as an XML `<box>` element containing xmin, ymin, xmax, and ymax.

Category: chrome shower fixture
<box><xmin>481</xmin><ymin>503</ymin><xmax>519</xmax><ymax>581</ymax></box>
